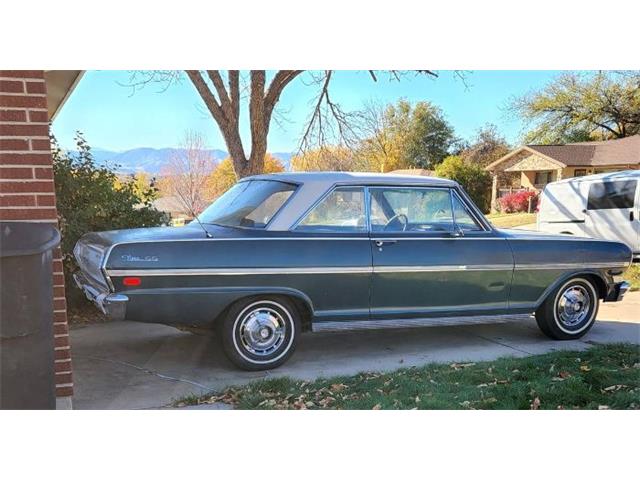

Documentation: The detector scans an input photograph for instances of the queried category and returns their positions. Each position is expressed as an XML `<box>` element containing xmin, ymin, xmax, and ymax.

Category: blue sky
<box><xmin>52</xmin><ymin>70</ymin><xmax>564</xmax><ymax>153</ymax></box>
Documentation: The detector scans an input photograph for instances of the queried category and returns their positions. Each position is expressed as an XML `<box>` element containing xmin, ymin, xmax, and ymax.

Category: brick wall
<box><xmin>0</xmin><ymin>70</ymin><xmax>73</xmax><ymax>401</ymax></box>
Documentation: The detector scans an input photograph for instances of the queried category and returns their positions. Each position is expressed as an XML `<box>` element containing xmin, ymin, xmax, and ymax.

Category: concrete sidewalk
<box><xmin>70</xmin><ymin>292</ymin><xmax>640</xmax><ymax>409</ymax></box>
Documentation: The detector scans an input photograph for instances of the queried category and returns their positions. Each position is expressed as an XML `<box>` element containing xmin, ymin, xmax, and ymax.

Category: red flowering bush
<box><xmin>499</xmin><ymin>190</ymin><xmax>538</xmax><ymax>213</ymax></box>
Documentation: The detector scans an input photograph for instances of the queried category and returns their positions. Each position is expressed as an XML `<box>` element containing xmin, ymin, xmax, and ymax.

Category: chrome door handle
<box><xmin>373</xmin><ymin>239</ymin><xmax>398</xmax><ymax>247</ymax></box>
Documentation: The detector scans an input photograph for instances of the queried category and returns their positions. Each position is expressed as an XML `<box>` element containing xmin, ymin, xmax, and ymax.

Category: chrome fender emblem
<box><xmin>121</xmin><ymin>254</ymin><xmax>159</xmax><ymax>262</ymax></box>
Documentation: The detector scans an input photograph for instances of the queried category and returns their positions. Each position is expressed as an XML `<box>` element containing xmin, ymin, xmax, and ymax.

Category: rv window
<box><xmin>587</xmin><ymin>180</ymin><xmax>637</xmax><ymax>210</ymax></box>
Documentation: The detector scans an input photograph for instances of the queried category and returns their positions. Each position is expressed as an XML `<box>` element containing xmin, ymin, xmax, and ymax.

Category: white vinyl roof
<box><xmin>247</xmin><ymin>171</ymin><xmax>456</xmax><ymax>187</ymax></box>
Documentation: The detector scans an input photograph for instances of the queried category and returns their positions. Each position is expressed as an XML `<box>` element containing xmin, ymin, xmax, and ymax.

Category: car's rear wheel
<box><xmin>220</xmin><ymin>296</ymin><xmax>300</xmax><ymax>371</ymax></box>
<box><xmin>535</xmin><ymin>277</ymin><xmax>599</xmax><ymax>340</ymax></box>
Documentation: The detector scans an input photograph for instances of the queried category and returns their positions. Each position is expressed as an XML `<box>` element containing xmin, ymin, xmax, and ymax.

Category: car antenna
<box><xmin>187</xmin><ymin>205</ymin><xmax>212</xmax><ymax>238</ymax></box>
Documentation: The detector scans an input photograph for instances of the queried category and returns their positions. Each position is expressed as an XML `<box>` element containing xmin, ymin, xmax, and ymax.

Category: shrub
<box><xmin>53</xmin><ymin>132</ymin><xmax>168</xmax><ymax>308</ymax></box>
<box><xmin>499</xmin><ymin>190</ymin><xmax>539</xmax><ymax>213</ymax></box>
<box><xmin>434</xmin><ymin>155</ymin><xmax>492</xmax><ymax>213</ymax></box>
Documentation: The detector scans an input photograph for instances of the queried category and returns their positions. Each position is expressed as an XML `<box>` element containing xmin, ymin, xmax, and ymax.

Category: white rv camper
<box><xmin>537</xmin><ymin>170</ymin><xmax>640</xmax><ymax>261</ymax></box>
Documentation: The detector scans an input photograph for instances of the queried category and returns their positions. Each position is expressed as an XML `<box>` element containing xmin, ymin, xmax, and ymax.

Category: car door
<box><xmin>368</xmin><ymin>186</ymin><xmax>514</xmax><ymax>321</ymax></box>
<box><xmin>584</xmin><ymin>179</ymin><xmax>639</xmax><ymax>252</ymax></box>
<box><xmin>291</xmin><ymin>185</ymin><xmax>372</xmax><ymax>324</ymax></box>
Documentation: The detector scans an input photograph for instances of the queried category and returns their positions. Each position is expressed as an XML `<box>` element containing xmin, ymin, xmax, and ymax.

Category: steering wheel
<box><xmin>384</xmin><ymin>213</ymin><xmax>408</xmax><ymax>232</ymax></box>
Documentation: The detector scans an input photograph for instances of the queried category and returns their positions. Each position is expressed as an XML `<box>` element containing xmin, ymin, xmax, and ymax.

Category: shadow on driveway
<box><xmin>70</xmin><ymin>293</ymin><xmax>640</xmax><ymax>410</ymax></box>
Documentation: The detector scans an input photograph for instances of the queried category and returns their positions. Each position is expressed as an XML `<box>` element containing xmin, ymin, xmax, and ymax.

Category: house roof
<box><xmin>486</xmin><ymin>135</ymin><xmax>640</xmax><ymax>171</ymax></box>
<box><xmin>44</xmin><ymin>70</ymin><xmax>84</xmax><ymax>120</ymax></box>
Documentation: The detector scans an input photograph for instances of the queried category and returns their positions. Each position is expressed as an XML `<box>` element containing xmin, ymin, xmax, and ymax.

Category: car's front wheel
<box><xmin>535</xmin><ymin>277</ymin><xmax>599</xmax><ymax>340</ymax></box>
<box><xmin>220</xmin><ymin>296</ymin><xmax>300</xmax><ymax>371</ymax></box>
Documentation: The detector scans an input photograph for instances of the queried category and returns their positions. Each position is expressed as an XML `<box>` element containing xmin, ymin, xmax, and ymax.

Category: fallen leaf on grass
<box><xmin>598</xmin><ymin>405</ymin><xmax>610</xmax><ymax>410</ymax></box>
<box><xmin>603</xmin><ymin>384</ymin><xmax>628</xmax><ymax>392</ymax></box>
<box><xmin>372</xmin><ymin>404</ymin><xmax>382</xmax><ymax>410</ymax></box>
<box><xmin>531</xmin><ymin>397</ymin><xmax>541</xmax><ymax>410</ymax></box>
<box><xmin>580</xmin><ymin>365</ymin><xmax>591</xmax><ymax>372</ymax></box>
<box><xmin>318</xmin><ymin>396</ymin><xmax>336</xmax><ymax>407</ymax></box>
<box><xmin>558</xmin><ymin>371</ymin><xmax>571</xmax><ymax>379</ymax></box>
<box><xmin>450</xmin><ymin>362</ymin><xmax>476</xmax><ymax>370</ymax></box>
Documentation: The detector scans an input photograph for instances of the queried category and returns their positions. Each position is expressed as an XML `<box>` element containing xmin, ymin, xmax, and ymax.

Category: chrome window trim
<box><xmin>367</xmin><ymin>185</ymin><xmax>491</xmax><ymax>235</ymax></box>
<box><xmin>451</xmin><ymin>189</ymin><xmax>485</xmax><ymax>232</ymax></box>
<box><xmin>454</xmin><ymin>185</ymin><xmax>494</xmax><ymax>232</ymax></box>
<box><xmin>291</xmin><ymin>184</ymin><xmax>368</xmax><ymax>233</ymax></box>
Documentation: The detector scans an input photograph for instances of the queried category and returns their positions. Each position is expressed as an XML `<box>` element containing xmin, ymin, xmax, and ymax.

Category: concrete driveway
<box><xmin>70</xmin><ymin>292</ymin><xmax>640</xmax><ymax>409</ymax></box>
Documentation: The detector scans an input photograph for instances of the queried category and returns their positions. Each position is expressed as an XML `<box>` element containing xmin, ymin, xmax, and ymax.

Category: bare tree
<box><xmin>127</xmin><ymin>70</ymin><xmax>439</xmax><ymax>179</ymax></box>
<box><xmin>162</xmin><ymin>131</ymin><xmax>216</xmax><ymax>216</ymax></box>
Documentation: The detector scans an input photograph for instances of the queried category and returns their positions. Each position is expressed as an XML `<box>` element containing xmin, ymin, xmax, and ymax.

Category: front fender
<box><xmin>533</xmin><ymin>268</ymin><xmax>611</xmax><ymax>309</ymax></box>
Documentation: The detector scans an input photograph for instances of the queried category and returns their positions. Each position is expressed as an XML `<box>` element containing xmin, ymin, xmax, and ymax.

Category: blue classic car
<box><xmin>74</xmin><ymin>172</ymin><xmax>632</xmax><ymax>370</ymax></box>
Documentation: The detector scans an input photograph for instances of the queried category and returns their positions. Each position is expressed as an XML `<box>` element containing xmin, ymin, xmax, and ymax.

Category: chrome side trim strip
<box><xmin>515</xmin><ymin>262</ymin><xmax>630</xmax><ymax>270</ymax></box>
<box><xmin>107</xmin><ymin>262</ymin><xmax>627</xmax><ymax>277</ymax></box>
<box><xmin>312</xmin><ymin>313</ymin><xmax>534</xmax><ymax>332</ymax></box>
<box><xmin>107</xmin><ymin>266</ymin><xmax>372</xmax><ymax>276</ymax></box>
<box><xmin>373</xmin><ymin>264</ymin><xmax>512</xmax><ymax>273</ymax></box>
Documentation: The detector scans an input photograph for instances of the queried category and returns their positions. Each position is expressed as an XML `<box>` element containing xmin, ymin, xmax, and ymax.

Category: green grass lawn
<box><xmin>486</xmin><ymin>212</ymin><xmax>537</xmax><ymax>228</ymax></box>
<box><xmin>177</xmin><ymin>344</ymin><xmax>640</xmax><ymax>410</ymax></box>
<box><xmin>625</xmin><ymin>263</ymin><xmax>640</xmax><ymax>291</ymax></box>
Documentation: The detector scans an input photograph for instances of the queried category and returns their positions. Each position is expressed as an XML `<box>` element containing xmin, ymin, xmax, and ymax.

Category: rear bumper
<box><xmin>73</xmin><ymin>272</ymin><xmax>128</xmax><ymax>320</ymax></box>
<box><xmin>605</xmin><ymin>281</ymin><xmax>631</xmax><ymax>303</ymax></box>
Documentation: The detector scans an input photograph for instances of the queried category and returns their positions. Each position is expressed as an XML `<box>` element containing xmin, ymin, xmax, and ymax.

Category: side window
<box><xmin>369</xmin><ymin>187</ymin><xmax>454</xmax><ymax>233</ymax></box>
<box><xmin>587</xmin><ymin>180</ymin><xmax>637</xmax><ymax>210</ymax></box>
<box><xmin>295</xmin><ymin>187</ymin><xmax>366</xmax><ymax>232</ymax></box>
<box><xmin>452</xmin><ymin>194</ymin><xmax>482</xmax><ymax>231</ymax></box>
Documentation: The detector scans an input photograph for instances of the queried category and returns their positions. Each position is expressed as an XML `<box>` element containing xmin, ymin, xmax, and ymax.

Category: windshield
<box><xmin>196</xmin><ymin>180</ymin><xmax>297</xmax><ymax>228</ymax></box>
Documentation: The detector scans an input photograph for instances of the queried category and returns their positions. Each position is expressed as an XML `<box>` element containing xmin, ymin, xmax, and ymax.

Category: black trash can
<box><xmin>0</xmin><ymin>222</ymin><xmax>61</xmax><ymax>409</ymax></box>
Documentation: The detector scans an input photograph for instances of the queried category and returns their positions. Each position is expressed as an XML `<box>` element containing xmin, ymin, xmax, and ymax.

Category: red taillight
<box><xmin>122</xmin><ymin>277</ymin><xmax>141</xmax><ymax>287</ymax></box>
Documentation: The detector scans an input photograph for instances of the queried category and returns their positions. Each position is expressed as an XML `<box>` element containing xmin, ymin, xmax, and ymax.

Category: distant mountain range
<box><xmin>81</xmin><ymin>147</ymin><xmax>294</xmax><ymax>175</ymax></box>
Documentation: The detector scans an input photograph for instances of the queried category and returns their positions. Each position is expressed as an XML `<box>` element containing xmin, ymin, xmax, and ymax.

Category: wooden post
<box><xmin>490</xmin><ymin>173</ymin><xmax>499</xmax><ymax>213</ymax></box>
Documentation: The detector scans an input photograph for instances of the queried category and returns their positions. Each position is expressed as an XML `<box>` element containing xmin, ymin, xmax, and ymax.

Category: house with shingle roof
<box><xmin>485</xmin><ymin>135</ymin><xmax>640</xmax><ymax>212</ymax></box>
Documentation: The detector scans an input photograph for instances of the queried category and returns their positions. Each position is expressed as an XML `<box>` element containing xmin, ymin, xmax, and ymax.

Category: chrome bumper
<box><xmin>605</xmin><ymin>281</ymin><xmax>631</xmax><ymax>302</ymax></box>
<box><xmin>73</xmin><ymin>272</ymin><xmax>128</xmax><ymax>320</ymax></box>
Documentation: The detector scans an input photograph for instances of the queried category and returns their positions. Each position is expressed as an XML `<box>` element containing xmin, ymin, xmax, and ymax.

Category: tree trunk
<box><xmin>186</xmin><ymin>70</ymin><xmax>303</xmax><ymax>180</ymax></box>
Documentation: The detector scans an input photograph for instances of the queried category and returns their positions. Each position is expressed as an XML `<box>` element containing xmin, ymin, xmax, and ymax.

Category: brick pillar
<box><xmin>0</xmin><ymin>70</ymin><xmax>73</xmax><ymax>407</ymax></box>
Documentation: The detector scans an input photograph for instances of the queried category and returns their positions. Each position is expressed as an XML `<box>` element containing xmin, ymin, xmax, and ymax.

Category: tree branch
<box><xmin>185</xmin><ymin>71</ymin><xmax>226</xmax><ymax>129</ymax></box>
<box><xmin>229</xmin><ymin>70</ymin><xmax>240</xmax><ymax>128</ymax></box>
<box><xmin>207</xmin><ymin>70</ymin><xmax>235</xmax><ymax>124</ymax></box>
<box><xmin>264</xmin><ymin>70</ymin><xmax>303</xmax><ymax>119</ymax></box>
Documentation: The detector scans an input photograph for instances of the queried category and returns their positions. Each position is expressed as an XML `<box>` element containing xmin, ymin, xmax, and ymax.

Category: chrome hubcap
<box><xmin>238</xmin><ymin>307</ymin><xmax>286</xmax><ymax>356</ymax></box>
<box><xmin>557</xmin><ymin>285</ymin><xmax>591</xmax><ymax>327</ymax></box>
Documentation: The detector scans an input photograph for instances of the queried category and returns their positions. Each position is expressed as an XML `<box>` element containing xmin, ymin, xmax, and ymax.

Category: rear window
<box><xmin>197</xmin><ymin>180</ymin><xmax>297</xmax><ymax>228</ymax></box>
<box><xmin>587</xmin><ymin>180</ymin><xmax>637</xmax><ymax>210</ymax></box>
